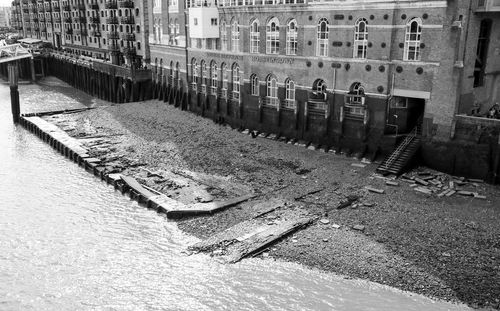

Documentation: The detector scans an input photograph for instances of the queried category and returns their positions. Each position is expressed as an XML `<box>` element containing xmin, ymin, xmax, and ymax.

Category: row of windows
<box><xmin>217</xmin><ymin>16</ymin><xmax>423</xmax><ymax>61</ymax></box>
<box><xmin>156</xmin><ymin>58</ymin><xmax>367</xmax><ymax>114</ymax></box>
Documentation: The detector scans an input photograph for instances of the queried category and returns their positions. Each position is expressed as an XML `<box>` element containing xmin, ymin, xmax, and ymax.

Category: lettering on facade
<box><xmin>206</xmin><ymin>52</ymin><xmax>244</xmax><ymax>60</ymax></box>
<box><xmin>250</xmin><ymin>56</ymin><xmax>295</xmax><ymax>65</ymax></box>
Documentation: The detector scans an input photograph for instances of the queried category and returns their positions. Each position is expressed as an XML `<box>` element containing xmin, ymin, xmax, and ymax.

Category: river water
<box><xmin>0</xmin><ymin>80</ymin><xmax>470</xmax><ymax>311</ymax></box>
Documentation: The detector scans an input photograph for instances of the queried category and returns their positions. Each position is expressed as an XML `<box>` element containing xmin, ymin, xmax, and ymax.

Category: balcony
<box><xmin>106</xmin><ymin>16</ymin><xmax>118</xmax><ymax>24</ymax></box>
<box><xmin>120</xmin><ymin>16</ymin><xmax>134</xmax><ymax>24</ymax></box>
<box><xmin>91</xmin><ymin>30</ymin><xmax>101</xmax><ymax>37</ymax></box>
<box><xmin>63</xmin><ymin>16</ymin><xmax>71</xmax><ymax>23</ymax></box>
<box><xmin>89</xmin><ymin>3</ymin><xmax>99</xmax><ymax>10</ymax></box>
<box><xmin>107</xmin><ymin>31</ymin><xmax>119</xmax><ymax>39</ymax></box>
<box><xmin>108</xmin><ymin>44</ymin><xmax>120</xmax><ymax>51</ymax></box>
<box><xmin>92</xmin><ymin>60</ymin><xmax>152</xmax><ymax>82</ymax></box>
<box><xmin>62</xmin><ymin>4</ymin><xmax>70</xmax><ymax>11</ymax></box>
<box><xmin>53</xmin><ymin>16</ymin><xmax>61</xmax><ymax>23</ymax></box>
<box><xmin>72</xmin><ymin>4</ymin><xmax>85</xmax><ymax>10</ymax></box>
<box><xmin>89</xmin><ymin>16</ymin><xmax>99</xmax><ymax>24</ymax></box>
<box><xmin>121</xmin><ymin>32</ymin><xmax>135</xmax><ymax>41</ymax></box>
<box><xmin>476</xmin><ymin>0</ymin><xmax>500</xmax><ymax>11</ymax></box>
<box><xmin>74</xmin><ymin>29</ymin><xmax>88</xmax><ymax>36</ymax></box>
<box><xmin>118</xmin><ymin>0</ymin><xmax>133</xmax><ymax>8</ymax></box>
<box><xmin>66</xmin><ymin>28</ymin><xmax>73</xmax><ymax>34</ymax></box>
<box><xmin>105</xmin><ymin>0</ymin><xmax>117</xmax><ymax>9</ymax></box>
<box><xmin>263</xmin><ymin>97</ymin><xmax>279</xmax><ymax>108</ymax></box>
<box><xmin>122</xmin><ymin>46</ymin><xmax>136</xmax><ymax>55</ymax></box>
<box><xmin>76</xmin><ymin>16</ymin><xmax>86</xmax><ymax>23</ymax></box>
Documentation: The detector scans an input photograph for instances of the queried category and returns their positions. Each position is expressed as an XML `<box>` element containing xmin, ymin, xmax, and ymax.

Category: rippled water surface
<box><xmin>0</xmin><ymin>81</ymin><xmax>470</xmax><ymax>310</ymax></box>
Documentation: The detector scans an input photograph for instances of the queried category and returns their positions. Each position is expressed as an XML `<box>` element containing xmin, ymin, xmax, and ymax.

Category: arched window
<box><xmin>221</xmin><ymin>63</ymin><xmax>228</xmax><ymax>90</ymax></box>
<box><xmin>210</xmin><ymin>61</ymin><xmax>218</xmax><ymax>93</ymax></box>
<box><xmin>200</xmin><ymin>60</ymin><xmax>207</xmax><ymax>94</ymax></box>
<box><xmin>286</xmin><ymin>19</ymin><xmax>298</xmax><ymax>55</ymax></box>
<box><xmin>220</xmin><ymin>63</ymin><xmax>228</xmax><ymax>98</ymax></box>
<box><xmin>220</xmin><ymin>20</ymin><xmax>227</xmax><ymax>50</ymax></box>
<box><xmin>250</xmin><ymin>74</ymin><xmax>259</xmax><ymax>96</ymax></box>
<box><xmin>404</xmin><ymin>17</ymin><xmax>422</xmax><ymax>61</ymax></box>
<box><xmin>346</xmin><ymin>82</ymin><xmax>365</xmax><ymax>116</ymax></box>
<box><xmin>285</xmin><ymin>78</ymin><xmax>295</xmax><ymax>104</ymax></box>
<box><xmin>313</xmin><ymin>79</ymin><xmax>326</xmax><ymax>94</ymax></box>
<box><xmin>250</xmin><ymin>19</ymin><xmax>259</xmax><ymax>54</ymax></box>
<box><xmin>266</xmin><ymin>17</ymin><xmax>280</xmax><ymax>54</ymax></box>
<box><xmin>349</xmin><ymin>82</ymin><xmax>365</xmax><ymax>104</ymax></box>
<box><xmin>266</xmin><ymin>74</ymin><xmax>278</xmax><ymax>107</ymax></box>
<box><xmin>317</xmin><ymin>18</ymin><xmax>329</xmax><ymax>57</ymax></box>
<box><xmin>191</xmin><ymin>58</ymin><xmax>198</xmax><ymax>89</ymax></box>
<box><xmin>231</xmin><ymin>20</ymin><xmax>240</xmax><ymax>52</ymax></box>
<box><xmin>354</xmin><ymin>18</ymin><xmax>368</xmax><ymax>59</ymax></box>
<box><xmin>169</xmin><ymin>61</ymin><xmax>174</xmax><ymax>80</ymax></box>
<box><xmin>175</xmin><ymin>62</ymin><xmax>180</xmax><ymax>88</ymax></box>
<box><xmin>232</xmin><ymin>63</ymin><xmax>240</xmax><ymax>100</ymax></box>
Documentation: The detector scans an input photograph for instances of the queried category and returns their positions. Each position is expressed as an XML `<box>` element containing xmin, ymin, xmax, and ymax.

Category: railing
<box><xmin>121</xmin><ymin>33</ymin><xmax>135</xmax><ymax>41</ymax></box>
<box><xmin>220</xmin><ymin>88</ymin><xmax>227</xmax><ymax>99</ymax></box>
<box><xmin>104</xmin><ymin>0</ymin><xmax>117</xmax><ymax>9</ymax></box>
<box><xmin>308</xmin><ymin>100</ymin><xmax>326</xmax><ymax>111</ymax></box>
<box><xmin>118</xmin><ymin>0</ymin><xmax>134</xmax><ymax>8</ymax></box>
<box><xmin>120</xmin><ymin>16</ymin><xmax>134</xmax><ymax>24</ymax></box>
<box><xmin>107</xmin><ymin>31</ymin><xmax>119</xmax><ymax>39</ymax></box>
<box><xmin>263</xmin><ymin>97</ymin><xmax>279</xmax><ymax>108</ymax></box>
<box><xmin>282</xmin><ymin>99</ymin><xmax>296</xmax><ymax>110</ymax></box>
<box><xmin>380</xmin><ymin>116</ymin><xmax>423</xmax><ymax>170</ymax></box>
<box><xmin>106</xmin><ymin>16</ymin><xmax>118</xmax><ymax>24</ymax></box>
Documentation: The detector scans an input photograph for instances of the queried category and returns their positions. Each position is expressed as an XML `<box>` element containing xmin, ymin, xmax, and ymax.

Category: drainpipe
<box><xmin>184</xmin><ymin>5</ymin><xmax>190</xmax><ymax>111</ymax></box>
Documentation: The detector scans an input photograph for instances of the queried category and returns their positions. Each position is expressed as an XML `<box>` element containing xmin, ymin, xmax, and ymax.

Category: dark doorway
<box><xmin>388</xmin><ymin>97</ymin><xmax>425</xmax><ymax>134</ymax></box>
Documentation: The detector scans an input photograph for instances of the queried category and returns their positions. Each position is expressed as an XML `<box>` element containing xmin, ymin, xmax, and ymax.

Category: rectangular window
<box><xmin>474</xmin><ymin>19</ymin><xmax>491</xmax><ymax>88</ymax></box>
<box><xmin>211</xmin><ymin>18</ymin><xmax>217</xmax><ymax>26</ymax></box>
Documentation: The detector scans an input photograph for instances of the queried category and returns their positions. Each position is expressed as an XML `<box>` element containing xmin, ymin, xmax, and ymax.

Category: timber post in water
<box><xmin>8</xmin><ymin>62</ymin><xmax>20</xmax><ymax>124</ymax></box>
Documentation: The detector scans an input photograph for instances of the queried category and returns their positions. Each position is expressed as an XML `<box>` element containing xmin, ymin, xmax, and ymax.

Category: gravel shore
<box><xmin>44</xmin><ymin>99</ymin><xmax>500</xmax><ymax>310</ymax></box>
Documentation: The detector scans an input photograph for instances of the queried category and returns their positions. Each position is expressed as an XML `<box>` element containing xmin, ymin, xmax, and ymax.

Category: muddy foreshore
<box><xmin>42</xmin><ymin>99</ymin><xmax>500</xmax><ymax>310</ymax></box>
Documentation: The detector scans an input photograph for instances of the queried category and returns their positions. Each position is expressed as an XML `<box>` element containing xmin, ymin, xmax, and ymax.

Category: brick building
<box><xmin>147</xmin><ymin>0</ymin><xmax>500</xmax><ymax>181</ymax></box>
<box><xmin>9</xmin><ymin>0</ymin><xmax>500</xmax><ymax>181</ymax></box>
<box><xmin>11</xmin><ymin>0</ymin><xmax>150</xmax><ymax>66</ymax></box>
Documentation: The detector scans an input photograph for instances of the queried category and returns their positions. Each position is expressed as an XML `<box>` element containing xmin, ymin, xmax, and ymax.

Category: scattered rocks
<box><xmin>319</xmin><ymin>219</ymin><xmax>330</xmax><ymax>225</ymax></box>
<box><xmin>353</xmin><ymin>225</ymin><xmax>365</xmax><ymax>231</ymax></box>
<box><xmin>365</xmin><ymin>186</ymin><xmax>384</xmax><ymax>194</ymax></box>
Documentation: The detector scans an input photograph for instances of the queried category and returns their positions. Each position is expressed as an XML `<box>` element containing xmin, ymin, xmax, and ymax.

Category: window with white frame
<box><xmin>404</xmin><ymin>17</ymin><xmax>422</xmax><ymax>61</ymax></box>
<box><xmin>250</xmin><ymin>19</ymin><xmax>259</xmax><ymax>54</ymax></box>
<box><xmin>353</xmin><ymin>18</ymin><xmax>368</xmax><ymax>59</ymax></box>
<box><xmin>285</xmin><ymin>78</ymin><xmax>296</xmax><ymax>108</ymax></box>
<box><xmin>200</xmin><ymin>60</ymin><xmax>207</xmax><ymax>93</ymax></box>
<box><xmin>286</xmin><ymin>19</ymin><xmax>298</xmax><ymax>55</ymax></box>
<box><xmin>266</xmin><ymin>74</ymin><xmax>278</xmax><ymax>107</ymax></box>
<box><xmin>210</xmin><ymin>61</ymin><xmax>218</xmax><ymax>93</ymax></box>
<box><xmin>345</xmin><ymin>82</ymin><xmax>365</xmax><ymax>116</ymax></box>
<box><xmin>317</xmin><ymin>18</ymin><xmax>329</xmax><ymax>57</ymax></box>
<box><xmin>221</xmin><ymin>62</ymin><xmax>228</xmax><ymax>98</ymax></box>
<box><xmin>250</xmin><ymin>74</ymin><xmax>259</xmax><ymax>96</ymax></box>
<box><xmin>220</xmin><ymin>20</ymin><xmax>227</xmax><ymax>50</ymax></box>
<box><xmin>191</xmin><ymin>58</ymin><xmax>198</xmax><ymax>89</ymax></box>
<box><xmin>231</xmin><ymin>20</ymin><xmax>239</xmax><ymax>52</ymax></box>
<box><xmin>266</xmin><ymin>17</ymin><xmax>280</xmax><ymax>54</ymax></box>
<box><xmin>232</xmin><ymin>63</ymin><xmax>240</xmax><ymax>100</ymax></box>
<box><xmin>221</xmin><ymin>63</ymin><xmax>228</xmax><ymax>89</ymax></box>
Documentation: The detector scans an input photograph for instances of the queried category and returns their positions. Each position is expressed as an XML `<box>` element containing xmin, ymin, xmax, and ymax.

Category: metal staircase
<box><xmin>377</xmin><ymin>118</ymin><xmax>422</xmax><ymax>175</ymax></box>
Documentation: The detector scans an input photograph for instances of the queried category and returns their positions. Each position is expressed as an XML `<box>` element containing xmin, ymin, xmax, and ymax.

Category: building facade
<box><xmin>9</xmin><ymin>0</ymin><xmax>500</xmax><ymax>181</ymax></box>
<box><xmin>147</xmin><ymin>0</ymin><xmax>500</xmax><ymax>180</ymax></box>
<box><xmin>0</xmin><ymin>7</ymin><xmax>12</xmax><ymax>28</ymax></box>
<box><xmin>11</xmin><ymin>0</ymin><xmax>150</xmax><ymax>66</ymax></box>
